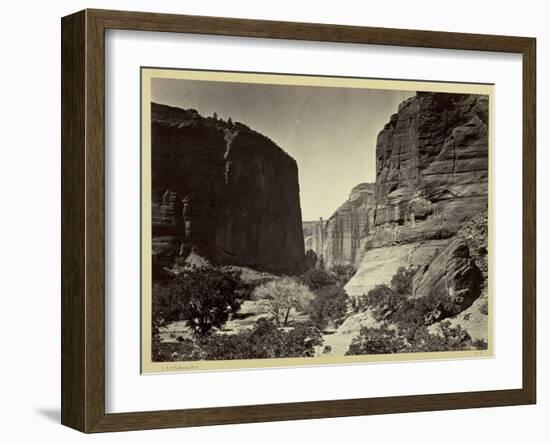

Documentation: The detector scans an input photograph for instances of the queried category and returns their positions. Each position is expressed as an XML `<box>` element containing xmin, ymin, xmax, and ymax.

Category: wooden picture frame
<box><xmin>61</xmin><ymin>8</ymin><xmax>536</xmax><ymax>433</ymax></box>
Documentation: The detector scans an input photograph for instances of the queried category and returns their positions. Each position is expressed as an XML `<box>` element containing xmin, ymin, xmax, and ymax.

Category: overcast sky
<box><xmin>152</xmin><ymin>78</ymin><xmax>413</xmax><ymax>220</ymax></box>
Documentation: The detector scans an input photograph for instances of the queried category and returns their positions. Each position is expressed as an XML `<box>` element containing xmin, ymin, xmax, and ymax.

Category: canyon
<box><xmin>152</xmin><ymin>91</ymin><xmax>490</xmax><ymax>355</ymax></box>
<box><xmin>308</xmin><ymin>91</ymin><xmax>490</xmax><ymax>354</ymax></box>
<box><xmin>304</xmin><ymin>92</ymin><xmax>488</xmax><ymax>272</ymax></box>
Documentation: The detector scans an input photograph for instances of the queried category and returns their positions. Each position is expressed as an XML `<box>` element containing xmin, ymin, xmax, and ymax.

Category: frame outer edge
<box><xmin>61</xmin><ymin>10</ymin><xmax>87</xmax><ymax>432</ymax></box>
<box><xmin>522</xmin><ymin>37</ymin><xmax>536</xmax><ymax>404</ymax></box>
<box><xmin>84</xmin><ymin>9</ymin><xmax>108</xmax><ymax>433</ymax></box>
<box><xmin>60</xmin><ymin>8</ymin><xmax>537</xmax><ymax>432</ymax></box>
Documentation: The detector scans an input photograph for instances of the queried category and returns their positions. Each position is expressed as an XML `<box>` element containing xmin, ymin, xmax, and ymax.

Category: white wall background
<box><xmin>0</xmin><ymin>0</ymin><xmax>546</xmax><ymax>440</ymax></box>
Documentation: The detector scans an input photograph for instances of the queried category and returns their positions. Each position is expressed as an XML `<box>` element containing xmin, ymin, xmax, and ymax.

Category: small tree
<box><xmin>153</xmin><ymin>267</ymin><xmax>242</xmax><ymax>338</ymax></box>
<box><xmin>305</xmin><ymin>249</ymin><xmax>318</xmax><ymax>270</ymax></box>
<box><xmin>308</xmin><ymin>285</ymin><xmax>349</xmax><ymax>329</ymax></box>
<box><xmin>300</xmin><ymin>268</ymin><xmax>335</xmax><ymax>290</ymax></box>
<box><xmin>331</xmin><ymin>264</ymin><xmax>356</xmax><ymax>285</ymax></box>
<box><xmin>390</xmin><ymin>266</ymin><xmax>417</xmax><ymax>297</ymax></box>
<box><xmin>253</xmin><ymin>277</ymin><xmax>313</xmax><ymax>326</ymax></box>
<box><xmin>346</xmin><ymin>325</ymin><xmax>407</xmax><ymax>355</ymax></box>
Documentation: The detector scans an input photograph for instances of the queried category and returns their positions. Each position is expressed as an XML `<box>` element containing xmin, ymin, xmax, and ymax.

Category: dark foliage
<box><xmin>300</xmin><ymin>268</ymin><xmax>336</xmax><ymax>290</ymax></box>
<box><xmin>346</xmin><ymin>325</ymin><xmax>407</xmax><ymax>354</ymax></box>
<box><xmin>308</xmin><ymin>285</ymin><xmax>350</xmax><ymax>329</ymax></box>
<box><xmin>152</xmin><ymin>266</ymin><xmax>243</xmax><ymax>339</ymax></box>
<box><xmin>331</xmin><ymin>264</ymin><xmax>357</xmax><ymax>285</ymax></box>
<box><xmin>159</xmin><ymin>318</ymin><xmax>323</xmax><ymax>361</ymax></box>
<box><xmin>356</xmin><ymin>266</ymin><xmax>457</xmax><ymax>327</ymax></box>
<box><xmin>479</xmin><ymin>299</ymin><xmax>489</xmax><ymax>315</ymax></box>
<box><xmin>346</xmin><ymin>321</ymin><xmax>487</xmax><ymax>355</ymax></box>
<box><xmin>305</xmin><ymin>249</ymin><xmax>318</xmax><ymax>270</ymax></box>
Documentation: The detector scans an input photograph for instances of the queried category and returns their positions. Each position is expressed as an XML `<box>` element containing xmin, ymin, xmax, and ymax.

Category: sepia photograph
<box><xmin>141</xmin><ymin>69</ymin><xmax>492</xmax><ymax>372</ymax></box>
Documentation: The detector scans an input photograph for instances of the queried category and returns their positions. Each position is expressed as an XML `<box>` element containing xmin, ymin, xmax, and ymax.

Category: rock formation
<box><xmin>412</xmin><ymin>238</ymin><xmax>482</xmax><ymax>318</ymax></box>
<box><xmin>303</xmin><ymin>183</ymin><xmax>376</xmax><ymax>269</ymax></box>
<box><xmin>326</xmin><ymin>92</ymin><xmax>490</xmax><ymax>354</ymax></box>
<box><xmin>343</xmin><ymin>91</ymin><xmax>488</xmax><ymax>285</ymax></box>
<box><xmin>370</xmin><ymin>92</ymin><xmax>488</xmax><ymax>247</ymax></box>
<box><xmin>151</xmin><ymin>102</ymin><xmax>306</xmax><ymax>275</ymax></box>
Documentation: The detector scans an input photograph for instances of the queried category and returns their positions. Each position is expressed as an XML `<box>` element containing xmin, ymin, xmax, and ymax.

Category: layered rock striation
<box><xmin>327</xmin><ymin>92</ymin><xmax>490</xmax><ymax>353</ymax></box>
<box><xmin>345</xmin><ymin>91</ymin><xmax>488</xmax><ymax>289</ymax></box>
<box><xmin>151</xmin><ymin>102</ymin><xmax>306</xmax><ymax>275</ymax></box>
<box><xmin>370</xmin><ymin>92</ymin><xmax>489</xmax><ymax>247</ymax></box>
<box><xmin>303</xmin><ymin>183</ymin><xmax>376</xmax><ymax>269</ymax></box>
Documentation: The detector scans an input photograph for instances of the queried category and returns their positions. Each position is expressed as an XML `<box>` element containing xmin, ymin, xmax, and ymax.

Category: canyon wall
<box><xmin>347</xmin><ymin>91</ymin><xmax>488</xmax><ymax>292</ymax></box>
<box><xmin>327</xmin><ymin>92</ymin><xmax>489</xmax><ymax>354</ymax></box>
<box><xmin>303</xmin><ymin>183</ymin><xmax>376</xmax><ymax>269</ymax></box>
<box><xmin>370</xmin><ymin>92</ymin><xmax>489</xmax><ymax>247</ymax></box>
<box><xmin>151</xmin><ymin>102</ymin><xmax>306</xmax><ymax>275</ymax></box>
<box><xmin>303</xmin><ymin>92</ymin><xmax>488</xmax><ymax>271</ymax></box>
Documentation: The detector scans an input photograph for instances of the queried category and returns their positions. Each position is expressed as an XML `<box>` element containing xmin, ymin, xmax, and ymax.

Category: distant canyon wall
<box><xmin>152</xmin><ymin>103</ymin><xmax>306</xmax><ymax>275</ymax></box>
<box><xmin>303</xmin><ymin>183</ymin><xmax>375</xmax><ymax>269</ymax></box>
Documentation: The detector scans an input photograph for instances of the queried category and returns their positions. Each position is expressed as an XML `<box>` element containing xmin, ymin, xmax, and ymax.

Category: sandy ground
<box><xmin>317</xmin><ymin>310</ymin><xmax>383</xmax><ymax>356</ymax></box>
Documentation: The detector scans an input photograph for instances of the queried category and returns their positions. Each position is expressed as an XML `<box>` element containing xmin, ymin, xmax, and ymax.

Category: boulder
<box><xmin>412</xmin><ymin>238</ymin><xmax>483</xmax><ymax>317</ymax></box>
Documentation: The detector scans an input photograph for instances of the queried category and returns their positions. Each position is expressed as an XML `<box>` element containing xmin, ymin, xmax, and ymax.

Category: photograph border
<box><xmin>140</xmin><ymin>67</ymin><xmax>495</xmax><ymax>374</ymax></box>
<box><xmin>61</xmin><ymin>8</ymin><xmax>536</xmax><ymax>433</ymax></box>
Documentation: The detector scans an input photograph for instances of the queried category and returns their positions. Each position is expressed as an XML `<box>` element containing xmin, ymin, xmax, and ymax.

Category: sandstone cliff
<box><xmin>303</xmin><ymin>183</ymin><xmax>376</xmax><ymax>269</ymax></box>
<box><xmin>370</xmin><ymin>92</ymin><xmax>488</xmax><ymax>247</ymax></box>
<box><xmin>328</xmin><ymin>92</ymin><xmax>490</xmax><ymax>354</ymax></box>
<box><xmin>348</xmin><ymin>91</ymin><xmax>488</xmax><ymax>280</ymax></box>
<box><xmin>151</xmin><ymin>103</ymin><xmax>306</xmax><ymax>275</ymax></box>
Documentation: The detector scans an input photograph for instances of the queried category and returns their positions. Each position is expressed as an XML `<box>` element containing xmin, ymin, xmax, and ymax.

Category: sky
<box><xmin>151</xmin><ymin>78</ymin><xmax>413</xmax><ymax>220</ymax></box>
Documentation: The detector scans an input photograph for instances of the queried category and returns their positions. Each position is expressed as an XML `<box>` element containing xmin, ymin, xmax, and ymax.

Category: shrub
<box><xmin>159</xmin><ymin>318</ymin><xmax>323</xmax><ymax>361</ymax></box>
<box><xmin>356</xmin><ymin>266</ymin><xmax>457</xmax><ymax>327</ymax></box>
<box><xmin>390</xmin><ymin>266</ymin><xmax>417</xmax><ymax>297</ymax></box>
<box><xmin>154</xmin><ymin>338</ymin><xmax>205</xmax><ymax>362</ymax></box>
<box><xmin>479</xmin><ymin>299</ymin><xmax>489</xmax><ymax>315</ymax></box>
<box><xmin>152</xmin><ymin>266</ymin><xmax>243</xmax><ymax>338</ymax></box>
<box><xmin>253</xmin><ymin>277</ymin><xmax>313</xmax><ymax>326</ymax></box>
<box><xmin>300</xmin><ymin>268</ymin><xmax>336</xmax><ymax>290</ymax></box>
<box><xmin>346</xmin><ymin>321</ymin><xmax>484</xmax><ymax>355</ymax></box>
<box><xmin>305</xmin><ymin>249</ymin><xmax>318</xmax><ymax>270</ymax></box>
<box><xmin>362</xmin><ymin>283</ymin><xmax>406</xmax><ymax>322</ymax></box>
<box><xmin>331</xmin><ymin>264</ymin><xmax>357</xmax><ymax>285</ymax></box>
<box><xmin>308</xmin><ymin>285</ymin><xmax>350</xmax><ymax>329</ymax></box>
<box><xmin>346</xmin><ymin>325</ymin><xmax>407</xmax><ymax>355</ymax></box>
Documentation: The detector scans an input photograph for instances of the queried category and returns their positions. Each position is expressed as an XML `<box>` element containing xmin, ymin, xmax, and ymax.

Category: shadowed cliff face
<box><xmin>151</xmin><ymin>103</ymin><xmax>306</xmax><ymax>275</ymax></box>
<box><xmin>371</xmin><ymin>92</ymin><xmax>488</xmax><ymax>247</ymax></box>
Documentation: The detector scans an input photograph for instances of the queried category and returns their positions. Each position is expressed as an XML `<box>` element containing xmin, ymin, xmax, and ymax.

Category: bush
<box><xmin>346</xmin><ymin>325</ymin><xmax>407</xmax><ymax>355</ymax></box>
<box><xmin>308</xmin><ymin>285</ymin><xmax>350</xmax><ymax>329</ymax></box>
<box><xmin>253</xmin><ymin>277</ymin><xmax>313</xmax><ymax>326</ymax></box>
<box><xmin>160</xmin><ymin>318</ymin><xmax>323</xmax><ymax>361</ymax></box>
<box><xmin>390</xmin><ymin>266</ymin><xmax>417</xmax><ymax>297</ymax></box>
<box><xmin>305</xmin><ymin>249</ymin><xmax>318</xmax><ymax>270</ymax></box>
<box><xmin>479</xmin><ymin>299</ymin><xmax>489</xmax><ymax>315</ymax></box>
<box><xmin>356</xmin><ymin>266</ymin><xmax>457</xmax><ymax>327</ymax></box>
<box><xmin>152</xmin><ymin>266</ymin><xmax>243</xmax><ymax>338</ymax></box>
<box><xmin>331</xmin><ymin>265</ymin><xmax>357</xmax><ymax>285</ymax></box>
<box><xmin>346</xmin><ymin>321</ymin><xmax>485</xmax><ymax>355</ymax></box>
<box><xmin>300</xmin><ymin>268</ymin><xmax>336</xmax><ymax>290</ymax></box>
<box><xmin>154</xmin><ymin>338</ymin><xmax>205</xmax><ymax>362</ymax></box>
